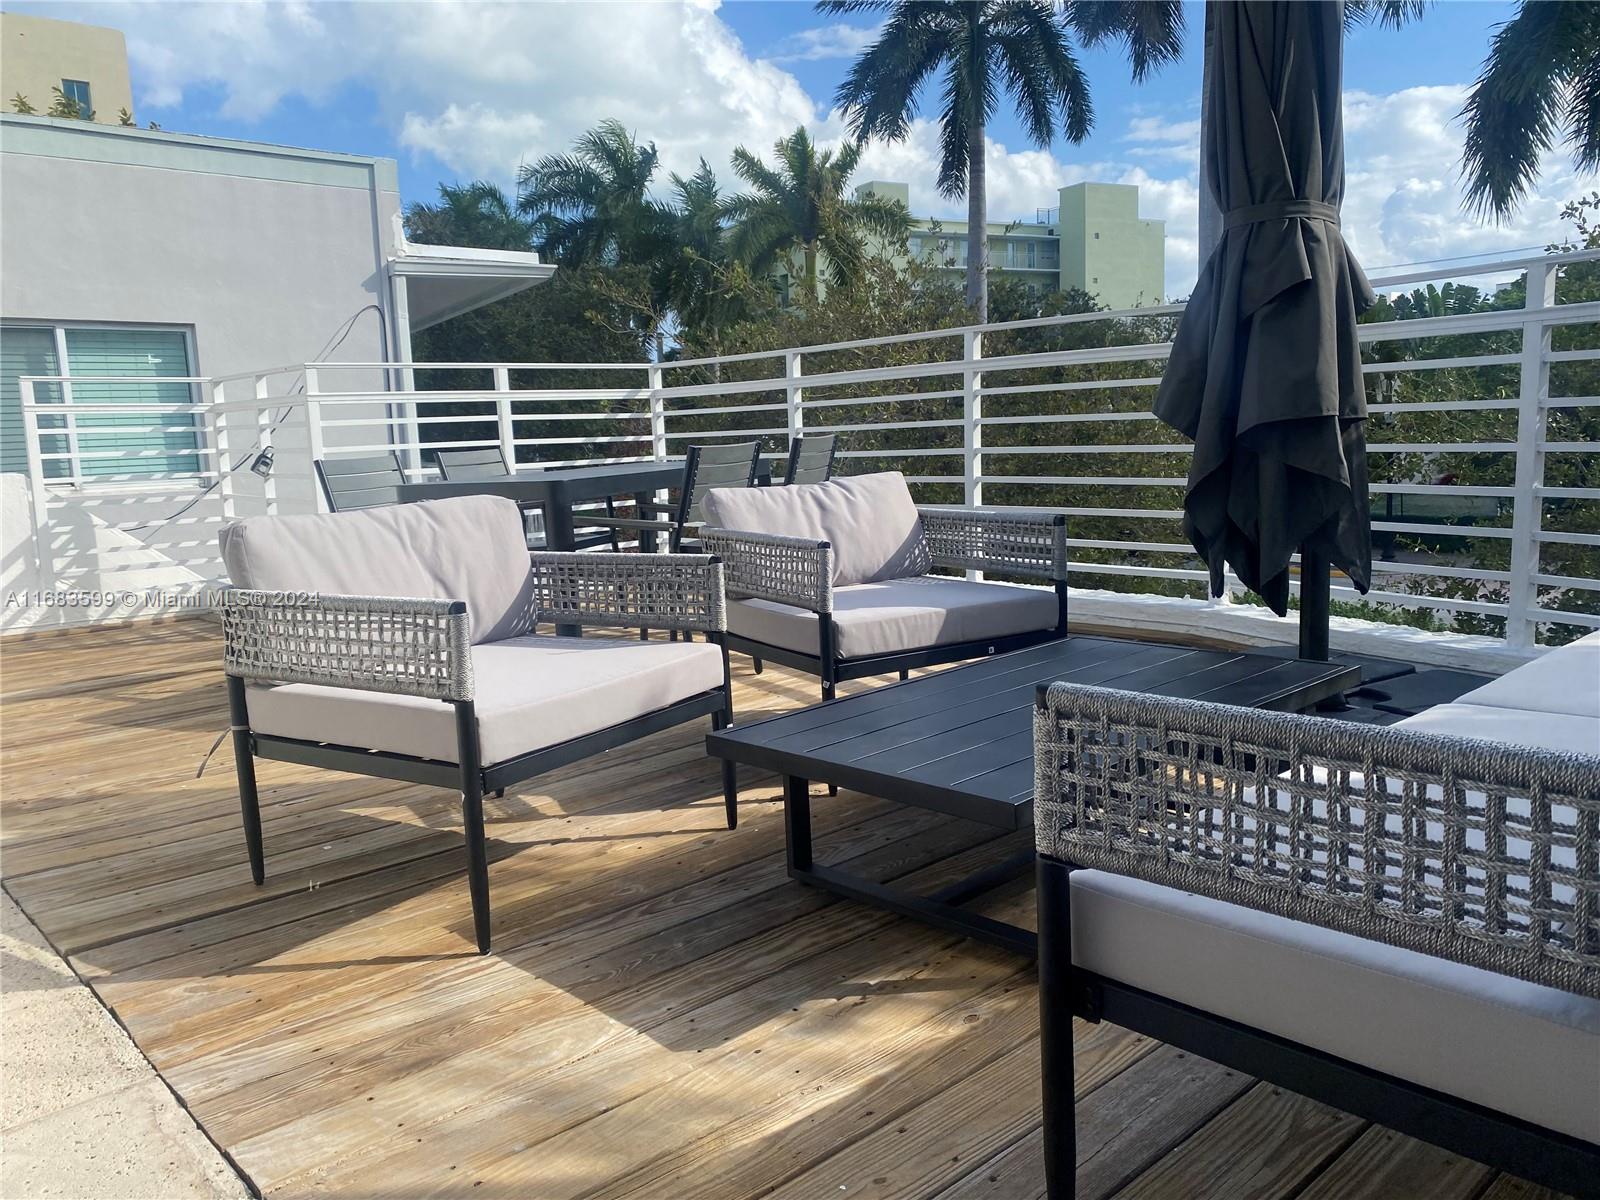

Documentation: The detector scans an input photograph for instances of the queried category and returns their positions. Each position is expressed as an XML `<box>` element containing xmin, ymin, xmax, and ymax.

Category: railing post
<box><xmin>255</xmin><ymin>374</ymin><xmax>278</xmax><ymax>516</ymax></box>
<box><xmin>963</xmin><ymin>329</ymin><xmax>984</xmax><ymax>509</ymax></box>
<box><xmin>648</xmin><ymin>364</ymin><xmax>666</xmax><ymax>461</ymax></box>
<box><xmin>211</xmin><ymin>379</ymin><xmax>236</xmax><ymax>520</ymax></box>
<box><xmin>786</xmin><ymin>350</ymin><xmax>804</xmax><ymax>446</ymax></box>
<box><xmin>304</xmin><ymin>366</ymin><xmax>327</xmax><ymax>512</ymax></box>
<box><xmin>494</xmin><ymin>367</ymin><xmax>516</xmax><ymax>469</ymax></box>
<box><xmin>19</xmin><ymin>378</ymin><xmax>53</xmax><ymax>584</ymax></box>
<box><xmin>1506</xmin><ymin>260</ymin><xmax>1556</xmax><ymax>652</ymax></box>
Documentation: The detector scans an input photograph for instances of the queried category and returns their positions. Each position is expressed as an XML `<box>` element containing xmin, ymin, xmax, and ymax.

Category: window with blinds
<box><xmin>0</xmin><ymin>324</ymin><xmax>199</xmax><ymax>481</ymax></box>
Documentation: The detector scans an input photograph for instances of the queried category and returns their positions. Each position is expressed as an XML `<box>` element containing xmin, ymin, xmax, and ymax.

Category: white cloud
<box><xmin>1339</xmin><ymin>85</ymin><xmax>1587</xmax><ymax>278</ymax></box>
<box><xmin>83</xmin><ymin>2</ymin><xmax>1598</xmax><ymax>301</ymax></box>
<box><xmin>768</xmin><ymin>23</ymin><xmax>880</xmax><ymax>63</ymax></box>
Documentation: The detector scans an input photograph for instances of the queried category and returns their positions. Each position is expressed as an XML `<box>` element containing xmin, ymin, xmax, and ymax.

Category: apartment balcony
<box><xmin>2</xmin><ymin>246</ymin><xmax>1596</xmax><ymax>1198</ymax></box>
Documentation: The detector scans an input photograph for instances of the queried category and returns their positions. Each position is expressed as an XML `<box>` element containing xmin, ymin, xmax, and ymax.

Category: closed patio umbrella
<box><xmin>1154</xmin><ymin>0</ymin><xmax>1374</xmax><ymax>659</ymax></box>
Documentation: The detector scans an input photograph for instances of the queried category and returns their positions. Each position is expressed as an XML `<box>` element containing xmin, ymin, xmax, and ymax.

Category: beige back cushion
<box><xmin>220</xmin><ymin>495</ymin><xmax>534</xmax><ymax>644</ymax></box>
<box><xmin>701</xmin><ymin>472</ymin><xmax>930</xmax><ymax>586</ymax></box>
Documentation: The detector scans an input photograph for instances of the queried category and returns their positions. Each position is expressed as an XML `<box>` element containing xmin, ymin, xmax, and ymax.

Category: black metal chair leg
<box><xmin>1038</xmin><ymin>855</ymin><xmax>1077</xmax><ymax>1198</ymax></box>
<box><xmin>752</xmin><ymin>657</ymin><xmax>764</xmax><ymax>675</ymax></box>
<box><xmin>899</xmin><ymin>668</ymin><xmax>910</xmax><ymax>681</ymax></box>
<box><xmin>226</xmin><ymin>676</ymin><xmax>265</xmax><ymax>885</ymax></box>
<box><xmin>455</xmin><ymin>701</ymin><xmax>491</xmax><ymax>954</ymax></box>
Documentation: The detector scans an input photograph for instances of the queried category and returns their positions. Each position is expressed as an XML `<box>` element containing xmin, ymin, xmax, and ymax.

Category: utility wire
<box><xmin>120</xmin><ymin>304</ymin><xmax>389</xmax><ymax>534</ymax></box>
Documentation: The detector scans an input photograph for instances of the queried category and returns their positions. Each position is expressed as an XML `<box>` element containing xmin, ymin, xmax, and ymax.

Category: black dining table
<box><xmin>397</xmin><ymin>460</ymin><xmax>689</xmax><ymax>553</ymax></box>
<box><xmin>398</xmin><ymin>458</ymin><xmax>774</xmax><ymax>636</ymax></box>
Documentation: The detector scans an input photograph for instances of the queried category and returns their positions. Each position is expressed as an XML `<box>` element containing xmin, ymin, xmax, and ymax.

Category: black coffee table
<box><xmin>706</xmin><ymin>636</ymin><xmax>1358</xmax><ymax>956</ymax></box>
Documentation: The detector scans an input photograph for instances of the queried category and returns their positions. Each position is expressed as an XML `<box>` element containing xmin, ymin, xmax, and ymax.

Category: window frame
<box><xmin>4</xmin><ymin>319</ymin><xmax>206</xmax><ymax>491</ymax></box>
<box><xmin>59</xmin><ymin>78</ymin><xmax>92</xmax><ymax>115</ymax></box>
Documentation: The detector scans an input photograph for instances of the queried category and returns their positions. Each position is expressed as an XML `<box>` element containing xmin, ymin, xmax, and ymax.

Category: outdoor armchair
<box><xmin>699</xmin><ymin>471</ymin><xmax>1069</xmax><ymax>702</ymax></box>
<box><xmin>1032</xmin><ymin>673</ymin><xmax>1600</xmax><ymax>1198</ymax></box>
<box><xmin>217</xmin><ymin>495</ymin><xmax>735</xmax><ymax>954</ymax></box>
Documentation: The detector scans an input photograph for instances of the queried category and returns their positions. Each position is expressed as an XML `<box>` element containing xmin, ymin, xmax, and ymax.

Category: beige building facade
<box><xmin>0</xmin><ymin>11</ymin><xmax>133</xmax><ymax>123</ymax></box>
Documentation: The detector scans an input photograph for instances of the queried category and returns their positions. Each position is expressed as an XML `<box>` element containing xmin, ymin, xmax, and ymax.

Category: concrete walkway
<box><xmin>1</xmin><ymin>891</ymin><xmax>249</xmax><ymax>1199</ymax></box>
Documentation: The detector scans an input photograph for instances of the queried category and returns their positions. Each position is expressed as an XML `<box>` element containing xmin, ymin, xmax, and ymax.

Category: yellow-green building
<box><xmin>857</xmin><ymin>180</ymin><xmax>1166</xmax><ymax>309</ymax></box>
<box><xmin>0</xmin><ymin>11</ymin><xmax>134</xmax><ymax>124</ymax></box>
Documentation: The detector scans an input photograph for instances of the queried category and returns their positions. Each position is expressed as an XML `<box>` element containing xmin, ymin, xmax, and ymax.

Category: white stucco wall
<box><xmin>0</xmin><ymin>116</ymin><xmax>403</xmax><ymax>631</ymax></box>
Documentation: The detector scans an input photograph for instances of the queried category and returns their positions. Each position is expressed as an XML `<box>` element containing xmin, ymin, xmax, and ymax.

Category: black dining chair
<box><xmin>314</xmin><ymin>453</ymin><xmax>406</xmax><ymax>512</ymax></box>
<box><xmin>434</xmin><ymin>447</ymin><xmax>618</xmax><ymax>551</ymax></box>
<box><xmin>783</xmin><ymin>433</ymin><xmax>838</xmax><ymax>484</ymax></box>
<box><xmin>590</xmin><ymin>441</ymin><xmax>763</xmax><ymax>553</ymax></box>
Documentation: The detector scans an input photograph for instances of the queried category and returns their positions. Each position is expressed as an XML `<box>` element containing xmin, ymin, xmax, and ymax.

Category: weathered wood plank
<box><xmin>0</xmin><ymin>619</ymin><xmax>1499</xmax><ymax>1200</ymax></box>
<box><xmin>1112</xmin><ymin>1082</ymin><xmax>1366</xmax><ymax>1200</ymax></box>
<box><xmin>1296</xmin><ymin>1125</ymin><xmax>1494</xmax><ymax>1200</ymax></box>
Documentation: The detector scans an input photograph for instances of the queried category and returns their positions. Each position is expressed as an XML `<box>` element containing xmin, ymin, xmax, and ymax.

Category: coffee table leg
<box><xmin>784</xmin><ymin>776</ymin><xmax>811</xmax><ymax>872</ymax></box>
<box><xmin>780</xmin><ymin>772</ymin><xmax>1035</xmax><ymax>956</ymax></box>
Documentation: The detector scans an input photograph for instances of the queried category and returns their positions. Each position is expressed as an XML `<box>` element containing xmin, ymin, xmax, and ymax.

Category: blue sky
<box><xmin>15</xmin><ymin>1</ymin><xmax>1592</xmax><ymax>295</ymax></box>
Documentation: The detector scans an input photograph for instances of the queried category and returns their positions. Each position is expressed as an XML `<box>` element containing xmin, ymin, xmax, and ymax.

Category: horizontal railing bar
<box><xmin>1538</xmin><ymin>530</ymin><xmax>1600</xmax><ymax>546</ymax></box>
<box><xmin>1535</xmin><ymin>573</ymin><xmax>1600</xmax><ymax>592</ymax></box>
<box><xmin>978</xmin><ymin>376</ymin><xmax>1163</xmax><ymax>398</ymax></box>
<box><xmin>1537</xmin><ymin>486</ymin><xmax>1600</xmax><ymax>500</ymax></box>
<box><xmin>1361</xmin><ymin>353</ymin><xmax>1521</xmax><ymax>374</ymax></box>
<box><xmin>799</xmin><ymin>388</ymin><xmax>965</xmax><ymax>409</ymax></box>
<box><xmin>1371</xmin><ymin>520</ymin><xmax>1513</xmax><ymax>538</ymax></box>
<box><xmin>1365</xmin><ymin>398</ymin><xmax>1519</xmax><ymax>414</ymax></box>
<box><xmin>985</xmin><ymin>475</ymin><xmax>1179</xmax><ymax>487</ymax></box>
<box><xmin>1533</xmin><ymin>609</ymin><xmax>1600</xmax><ymax>629</ymax></box>
<box><xmin>660</xmin><ymin>402</ymin><xmax>788</xmax><ymax>418</ymax></box>
<box><xmin>981</xmin><ymin>411</ymin><xmax>1158</xmax><ymax>426</ymax></box>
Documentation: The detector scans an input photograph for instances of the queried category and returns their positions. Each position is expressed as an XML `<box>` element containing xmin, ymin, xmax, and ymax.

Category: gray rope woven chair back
<box><xmin>435</xmin><ymin>446</ymin><xmax>512</xmax><ymax>481</ymax></box>
<box><xmin>314</xmin><ymin>452</ymin><xmax>406</xmax><ymax>512</ymax></box>
<box><xmin>783</xmin><ymin>433</ymin><xmax>837</xmax><ymax>484</ymax></box>
<box><xmin>675</xmin><ymin>441</ymin><xmax>761</xmax><ymax>550</ymax></box>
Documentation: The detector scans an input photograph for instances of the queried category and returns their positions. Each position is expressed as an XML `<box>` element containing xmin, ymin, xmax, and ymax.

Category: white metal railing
<box><xmin>17</xmin><ymin>248</ymin><xmax>1600</xmax><ymax>651</ymax></box>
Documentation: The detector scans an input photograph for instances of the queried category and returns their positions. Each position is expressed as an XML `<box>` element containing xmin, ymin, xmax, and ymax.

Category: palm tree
<box><xmin>517</xmin><ymin>118</ymin><xmax>674</xmax><ymax>268</ymax></box>
<box><xmin>404</xmin><ymin>181</ymin><xmax>534</xmax><ymax>250</ymax></box>
<box><xmin>657</xmin><ymin>159</ymin><xmax>764</xmax><ymax>344</ymax></box>
<box><xmin>823</xmin><ymin>0</ymin><xmax>1183</xmax><ymax>319</ymax></box>
<box><xmin>723</xmin><ymin>126</ymin><xmax>910</xmax><ymax>303</ymax></box>
<box><xmin>1460</xmin><ymin>0</ymin><xmax>1600</xmax><ymax>221</ymax></box>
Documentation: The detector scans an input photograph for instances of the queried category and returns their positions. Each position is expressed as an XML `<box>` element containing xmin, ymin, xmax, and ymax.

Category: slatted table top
<box><xmin>708</xmin><ymin>636</ymin><xmax>1359</xmax><ymax>831</ymax></box>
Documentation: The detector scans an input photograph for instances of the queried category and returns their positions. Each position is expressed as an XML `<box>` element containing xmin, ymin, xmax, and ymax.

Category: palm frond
<box><xmin>1344</xmin><ymin>1</ymin><xmax>1430</xmax><ymax>31</ymax></box>
<box><xmin>1460</xmin><ymin>0</ymin><xmax>1585</xmax><ymax>220</ymax></box>
<box><xmin>1064</xmin><ymin>0</ymin><xmax>1184</xmax><ymax>82</ymax></box>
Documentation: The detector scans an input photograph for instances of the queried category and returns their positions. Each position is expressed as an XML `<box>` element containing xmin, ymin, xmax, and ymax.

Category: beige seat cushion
<box><xmin>701</xmin><ymin>471</ymin><xmax>929</xmax><ymax>585</ymax></box>
<box><xmin>1068</xmin><ymin>868</ymin><xmax>1600</xmax><ymax>1144</ymax></box>
<box><xmin>1395</xmin><ymin>701</ymin><xmax>1600</xmax><ymax>756</ymax></box>
<box><xmin>1452</xmin><ymin>631</ymin><xmax>1600</xmax><ymax>721</ymax></box>
<box><xmin>728</xmin><ymin>576</ymin><xmax>1058</xmax><ymax>660</ymax></box>
<box><xmin>245</xmin><ymin>635</ymin><xmax>724</xmax><ymax>766</ymax></box>
<box><xmin>220</xmin><ymin>495</ymin><xmax>533</xmax><ymax>644</ymax></box>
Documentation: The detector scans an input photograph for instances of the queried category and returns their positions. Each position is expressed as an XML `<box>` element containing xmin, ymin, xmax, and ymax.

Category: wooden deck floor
<box><xmin>0</xmin><ymin>621</ymin><xmax>1564</xmax><ymax>1200</ymax></box>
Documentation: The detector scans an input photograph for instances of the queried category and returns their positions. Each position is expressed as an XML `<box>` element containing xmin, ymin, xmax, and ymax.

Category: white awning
<box><xmin>388</xmin><ymin>240</ymin><xmax>556</xmax><ymax>332</ymax></box>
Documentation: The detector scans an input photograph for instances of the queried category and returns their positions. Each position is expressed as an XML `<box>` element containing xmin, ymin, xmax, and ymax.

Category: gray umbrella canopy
<box><xmin>1154</xmin><ymin>0</ymin><xmax>1375</xmax><ymax>619</ymax></box>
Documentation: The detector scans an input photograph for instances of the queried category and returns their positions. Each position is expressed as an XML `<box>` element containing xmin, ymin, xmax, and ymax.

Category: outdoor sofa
<box><xmin>216</xmin><ymin>495</ymin><xmax>736</xmax><ymax>953</ymax></box>
<box><xmin>699</xmin><ymin>471</ymin><xmax>1069</xmax><ymax>701</ymax></box>
<box><xmin>1033</xmin><ymin>631</ymin><xmax>1600</xmax><ymax>1197</ymax></box>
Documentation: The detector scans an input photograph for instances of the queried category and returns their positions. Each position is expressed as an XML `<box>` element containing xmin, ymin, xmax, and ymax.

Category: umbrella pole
<box><xmin>1298</xmin><ymin>547</ymin><xmax>1331</xmax><ymax>661</ymax></box>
